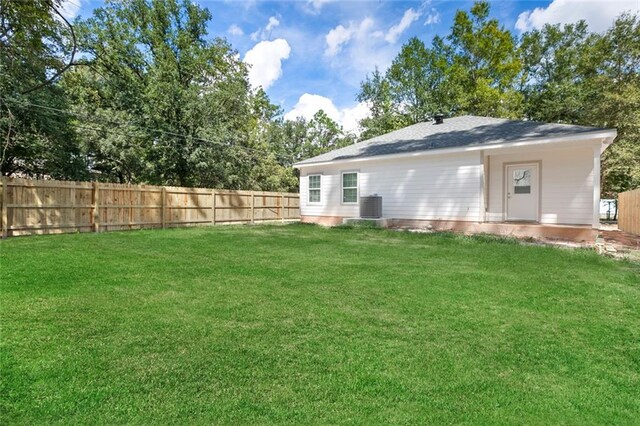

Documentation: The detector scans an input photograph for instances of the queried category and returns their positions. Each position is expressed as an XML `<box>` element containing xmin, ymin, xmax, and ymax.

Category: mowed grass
<box><xmin>1</xmin><ymin>224</ymin><xmax>639</xmax><ymax>424</ymax></box>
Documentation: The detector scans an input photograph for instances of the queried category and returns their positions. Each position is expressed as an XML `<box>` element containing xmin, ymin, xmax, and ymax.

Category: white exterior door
<box><xmin>506</xmin><ymin>164</ymin><xmax>539</xmax><ymax>221</ymax></box>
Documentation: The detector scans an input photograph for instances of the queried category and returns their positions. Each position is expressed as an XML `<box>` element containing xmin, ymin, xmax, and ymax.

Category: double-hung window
<box><xmin>308</xmin><ymin>175</ymin><xmax>321</xmax><ymax>203</ymax></box>
<box><xmin>342</xmin><ymin>172</ymin><xmax>358</xmax><ymax>204</ymax></box>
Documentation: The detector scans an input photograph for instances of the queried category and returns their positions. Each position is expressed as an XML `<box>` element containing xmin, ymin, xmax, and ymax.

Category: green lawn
<box><xmin>1</xmin><ymin>224</ymin><xmax>639</xmax><ymax>424</ymax></box>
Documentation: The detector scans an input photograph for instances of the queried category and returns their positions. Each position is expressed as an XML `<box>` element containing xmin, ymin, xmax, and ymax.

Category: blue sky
<box><xmin>62</xmin><ymin>0</ymin><xmax>639</xmax><ymax>132</ymax></box>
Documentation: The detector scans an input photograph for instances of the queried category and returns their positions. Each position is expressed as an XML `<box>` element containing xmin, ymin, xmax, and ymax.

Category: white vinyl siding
<box><xmin>299</xmin><ymin>138</ymin><xmax>601</xmax><ymax>226</ymax></box>
<box><xmin>486</xmin><ymin>145</ymin><xmax>596</xmax><ymax>225</ymax></box>
<box><xmin>300</xmin><ymin>152</ymin><xmax>482</xmax><ymax>220</ymax></box>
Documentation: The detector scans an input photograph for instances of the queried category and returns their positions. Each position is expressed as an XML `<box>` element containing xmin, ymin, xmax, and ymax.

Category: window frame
<box><xmin>341</xmin><ymin>171</ymin><xmax>359</xmax><ymax>205</ymax></box>
<box><xmin>512</xmin><ymin>168</ymin><xmax>532</xmax><ymax>194</ymax></box>
<box><xmin>307</xmin><ymin>174</ymin><xmax>322</xmax><ymax>204</ymax></box>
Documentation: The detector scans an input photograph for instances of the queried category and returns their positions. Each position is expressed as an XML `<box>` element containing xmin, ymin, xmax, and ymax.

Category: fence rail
<box><xmin>618</xmin><ymin>188</ymin><xmax>640</xmax><ymax>236</ymax></box>
<box><xmin>0</xmin><ymin>177</ymin><xmax>299</xmax><ymax>237</ymax></box>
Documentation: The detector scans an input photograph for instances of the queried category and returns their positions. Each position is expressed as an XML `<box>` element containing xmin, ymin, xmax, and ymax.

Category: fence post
<box><xmin>1</xmin><ymin>177</ymin><xmax>7</xmax><ymax>238</ymax></box>
<box><xmin>250</xmin><ymin>191</ymin><xmax>255</xmax><ymax>224</ymax></box>
<box><xmin>281</xmin><ymin>194</ymin><xmax>285</xmax><ymax>223</ymax></box>
<box><xmin>161</xmin><ymin>187</ymin><xmax>166</xmax><ymax>229</ymax></box>
<box><xmin>211</xmin><ymin>189</ymin><xmax>216</xmax><ymax>225</ymax></box>
<box><xmin>92</xmin><ymin>181</ymin><xmax>100</xmax><ymax>233</ymax></box>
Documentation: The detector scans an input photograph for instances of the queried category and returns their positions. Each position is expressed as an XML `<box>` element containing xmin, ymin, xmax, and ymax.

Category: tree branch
<box><xmin>21</xmin><ymin>1</ymin><xmax>77</xmax><ymax>95</ymax></box>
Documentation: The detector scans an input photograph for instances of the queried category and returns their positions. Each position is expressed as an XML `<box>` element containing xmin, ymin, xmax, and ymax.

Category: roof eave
<box><xmin>293</xmin><ymin>129</ymin><xmax>618</xmax><ymax>169</ymax></box>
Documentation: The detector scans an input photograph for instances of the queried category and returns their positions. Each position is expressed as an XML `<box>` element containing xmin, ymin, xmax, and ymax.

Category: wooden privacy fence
<box><xmin>618</xmin><ymin>188</ymin><xmax>640</xmax><ymax>235</ymax></box>
<box><xmin>0</xmin><ymin>177</ymin><xmax>300</xmax><ymax>237</ymax></box>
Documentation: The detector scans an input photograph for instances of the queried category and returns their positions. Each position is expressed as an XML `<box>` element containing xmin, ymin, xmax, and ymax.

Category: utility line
<box><xmin>1</xmin><ymin>97</ymin><xmax>293</xmax><ymax>163</ymax></box>
<box><xmin>4</xmin><ymin>98</ymin><xmax>219</xmax><ymax>145</ymax></box>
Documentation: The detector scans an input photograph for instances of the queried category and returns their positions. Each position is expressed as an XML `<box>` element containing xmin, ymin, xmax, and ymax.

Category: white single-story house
<box><xmin>293</xmin><ymin>115</ymin><xmax>617</xmax><ymax>241</ymax></box>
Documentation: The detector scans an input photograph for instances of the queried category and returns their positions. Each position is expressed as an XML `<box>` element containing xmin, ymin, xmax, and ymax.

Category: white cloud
<box><xmin>266</xmin><ymin>16</ymin><xmax>280</xmax><ymax>32</ymax></box>
<box><xmin>357</xmin><ymin>17</ymin><xmax>375</xmax><ymax>34</ymax></box>
<box><xmin>251</xmin><ymin>16</ymin><xmax>281</xmax><ymax>41</ymax></box>
<box><xmin>515</xmin><ymin>0</ymin><xmax>638</xmax><ymax>33</ymax></box>
<box><xmin>424</xmin><ymin>8</ymin><xmax>441</xmax><ymax>25</ymax></box>
<box><xmin>227</xmin><ymin>24</ymin><xmax>244</xmax><ymax>36</ymax></box>
<box><xmin>323</xmin><ymin>17</ymin><xmax>374</xmax><ymax>57</ymax></box>
<box><xmin>385</xmin><ymin>8</ymin><xmax>421</xmax><ymax>43</ymax></box>
<box><xmin>325</xmin><ymin>24</ymin><xmax>353</xmax><ymax>57</ymax></box>
<box><xmin>284</xmin><ymin>94</ymin><xmax>371</xmax><ymax>134</ymax></box>
<box><xmin>307</xmin><ymin>0</ymin><xmax>335</xmax><ymax>14</ymax></box>
<box><xmin>322</xmin><ymin>17</ymin><xmax>397</xmax><ymax>87</ymax></box>
<box><xmin>341</xmin><ymin>102</ymin><xmax>371</xmax><ymax>134</ymax></box>
<box><xmin>60</xmin><ymin>0</ymin><xmax>82</xmax><ymax>19</ymax></box>
<box><xmin>285</xmin><ymin>94</ymin><xmax>341</xmax><ymax>122</ymax></box>
<box><xmin>323</xmin><ymin>5</ymin><xmax>436</xmax><ymax>83</ymax></box>
<box><xmin>243</xmin><ymin>39</ymin><xmax>291</xmax><ymax>90</ymax></box>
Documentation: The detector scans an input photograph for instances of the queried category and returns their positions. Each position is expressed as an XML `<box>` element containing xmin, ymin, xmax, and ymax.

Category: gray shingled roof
<box><xmin>294</xmin><ymin>115</ymin><xmax>610</xmax><ymax>166</ymax></box>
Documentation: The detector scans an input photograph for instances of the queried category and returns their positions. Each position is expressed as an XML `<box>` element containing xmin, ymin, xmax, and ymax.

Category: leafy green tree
<box><xmin>0</xmin><ymin>0</ymin><xmax>86</xmax><ymax>178</ymax></box>
<box><xmin>386</xmin><ymin>37</ymin><xmax>450</xmax><ymax>123</ymax></box>
<box><xmin>357</xmin><ymin>69</ymin><xmax>409</xmax><ymax>139</ymax></box>
<box><xmin>582</xmin><ymin>13</ymin><xmax>640</xmax><ymax>197</ymax></box>
<box><xmin>445</xmin><ymin>1</ymin><xmax>522</xmax><ymax>117</ymax></box>
<box><xmin>304</xmin><ymin>110</ymin><xmax>355</xmax><ymax>157</ymax></box>
<box><xmin>244</xmin><ymin>88</ymin><xmax>299</xmax><ymax>192</ymax></box>
<box><xmin>70</xmin><ymin>0</ymin><xmax>252</xmax><ymax>187</ymax></box>
<box><xmin>520</xmin><ymin>21</ymin><xmax>593</xmax><ymax>123</ymax></box>
<box><xmin>520</xmin><ymin>14</ymin><xmax>640</xmax><ymax>198</ymax></box>
<box><xmin>264</xmin><ymin>110</ymin><xmax>355</xmax><ymax>166</ymax></box>
<box><xmin>276</xmin><ymin>118</ymin><xmax>312</xmax><ymax>165</ymax></box>
<box><xmin>61</xmin><ymin>68</ymin><xmax>149</xmax><ymax>183</ymax></box>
